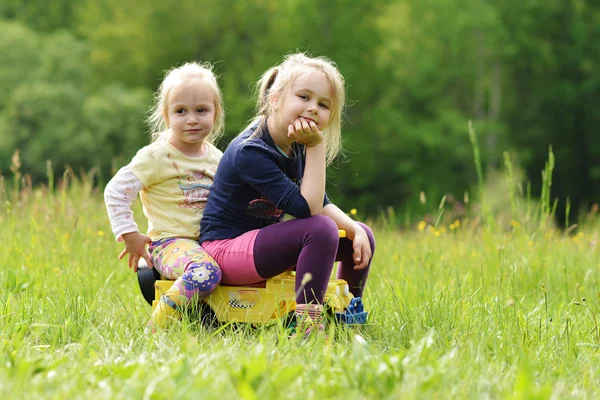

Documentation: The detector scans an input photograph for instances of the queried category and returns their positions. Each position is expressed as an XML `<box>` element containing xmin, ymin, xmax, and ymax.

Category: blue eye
<box><xmin>176</xmin><ymin>108</ymin><xmax>185</xmax><ymax>114</ymax></box>
<box><xmin>319</xmin><ymin>103</ymin><xmax>329</xmax><ymax>110</ymax></box>
<box><xmin>298</xmin><ymin>95</ymin><xmax>308</xmax><ymax>100</ymax></box>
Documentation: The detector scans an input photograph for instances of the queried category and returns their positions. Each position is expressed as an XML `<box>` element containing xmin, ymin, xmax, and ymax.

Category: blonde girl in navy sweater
<box><xmin>200</xmin><ymin>53</ymin><xmax>375</xmax><ymax>335</ymax></box>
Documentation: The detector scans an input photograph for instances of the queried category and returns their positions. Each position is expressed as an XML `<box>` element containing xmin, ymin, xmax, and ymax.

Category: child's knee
<box><xmin>308</xmin><ymin>215</ymin><xmax>339</xmax><ymax>242</ymax></box>
<box><xmin>182</xmin><ymin>261</ymin><xmax>222</xmax><ymax>298</ymax></box>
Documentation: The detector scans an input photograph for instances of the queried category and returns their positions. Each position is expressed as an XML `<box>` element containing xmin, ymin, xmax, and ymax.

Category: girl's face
<box><xmin>273</xmin><ymin>70</ymin><xmax>333</xmax><ymax>134</ymax></box>
<box><xmin>165</xmin><ymin>83</ymin><xmax>216</xmax><ymax>156</ymax></box>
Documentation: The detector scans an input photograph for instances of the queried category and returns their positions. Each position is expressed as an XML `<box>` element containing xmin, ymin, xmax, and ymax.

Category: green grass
<box><xmin>1</xmin><ymin>175</ymin><xmax>600</xmax><ymax>399</ymax></box>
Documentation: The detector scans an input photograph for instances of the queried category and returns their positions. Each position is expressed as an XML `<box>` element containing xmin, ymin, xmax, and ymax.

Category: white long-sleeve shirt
<box><xmin>104</xmin><ymin>166</ymin><xmax>144</xmax><ymax>242</ymax></box>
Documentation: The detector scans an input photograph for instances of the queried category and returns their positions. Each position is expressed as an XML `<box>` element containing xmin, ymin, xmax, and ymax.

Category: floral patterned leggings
<box><xmin>148</xmin><ymin>238</ymin><xmax>222</xmax><ymax>307</ymax></box>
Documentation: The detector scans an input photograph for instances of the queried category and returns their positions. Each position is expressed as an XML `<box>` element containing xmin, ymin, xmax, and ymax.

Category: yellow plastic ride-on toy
<box><xmin>136</xmin><ymin>230</ymin><xmax>367</xmax><ymax>328</ymax></box>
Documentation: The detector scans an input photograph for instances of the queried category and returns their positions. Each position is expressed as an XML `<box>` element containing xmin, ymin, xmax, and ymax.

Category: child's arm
<box><xmin>104</xmin><ymin>166</ymin><xmax>153</xmax><ymax>271</ymax></box>
<box><xmin>300</xmin><ymin>142</ymin><xmax>326</xmax><ymax>215</ymax></box>
<box><xmin>322</xmin><ymin>203</ymin><xmax>372</xmax><ymax>270</ymax></box>
<box><xmin>288</xmin><ymin>119</ymin><xmax>326</xmax><ymax>215</ymax></box>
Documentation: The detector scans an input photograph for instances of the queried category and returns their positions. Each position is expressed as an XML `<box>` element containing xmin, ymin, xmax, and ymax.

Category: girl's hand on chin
<box><xmin>287</xmin><ymin>118</ymin><xmax>323</xmax><ymax>147</ymax></box>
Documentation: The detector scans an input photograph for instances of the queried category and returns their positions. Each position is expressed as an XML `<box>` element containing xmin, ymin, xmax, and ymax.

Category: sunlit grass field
<box><xmin>1</xmin><ymin>167</ymin><xmax>600</xmax><ymax>399</ymax></box>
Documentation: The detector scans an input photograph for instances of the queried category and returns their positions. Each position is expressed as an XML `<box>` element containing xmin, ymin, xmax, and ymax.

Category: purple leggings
<box><xmin>253</xmin><ymin>215</ymin><xmax>376</xmax><ymax>304</ymax></box>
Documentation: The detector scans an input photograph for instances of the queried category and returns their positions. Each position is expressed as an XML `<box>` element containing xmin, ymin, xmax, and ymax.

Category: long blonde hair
<box><xmin>246</xmin><ymin>53</ymin><xmax>345</xmax><ymax>165</ymax></box>
<box><xmin>147</xmin><ymin>62</ymin><xmax>225</xmax><ymax>144</ymax></box>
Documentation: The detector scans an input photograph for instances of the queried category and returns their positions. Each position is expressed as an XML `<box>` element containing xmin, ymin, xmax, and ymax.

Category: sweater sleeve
<box><xmin>323</xmin><ymin>192</ymin><xmax>331</xmax><ymax>207</ymax></box>
<box><xmin>104</xmin><ymin>166</ymin><xmax>145</xmax><ymax>242</ymax></box>
<box><xmin>234</xmin><ymin>144</ymin><xmax>311</xmax><ymax>218</ymax></box>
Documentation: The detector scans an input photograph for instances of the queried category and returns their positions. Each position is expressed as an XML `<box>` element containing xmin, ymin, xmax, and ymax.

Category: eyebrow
<box><xmin>171</xmin><ymin>103</ymin><xmax>213</xmax><ymax>109</ymax></box>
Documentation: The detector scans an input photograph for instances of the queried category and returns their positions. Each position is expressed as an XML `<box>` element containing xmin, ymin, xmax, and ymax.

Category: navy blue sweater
<box><xmin>200</xmin><ymin>122</ymin><xmax>330</xmax><ymax>242</ymax></box>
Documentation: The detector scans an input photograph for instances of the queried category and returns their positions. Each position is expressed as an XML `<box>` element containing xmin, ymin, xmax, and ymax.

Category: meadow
<box><xmin>1</xmin><ymin>163</ymin><xmax>600</xmax><ymax>399</ymax></box>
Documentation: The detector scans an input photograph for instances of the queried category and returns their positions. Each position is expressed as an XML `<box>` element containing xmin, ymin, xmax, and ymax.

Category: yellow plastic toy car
<box><xmin>137</xmin><ymin>230</ymin><xmax>367</xmax><ymax>327</ymax></box>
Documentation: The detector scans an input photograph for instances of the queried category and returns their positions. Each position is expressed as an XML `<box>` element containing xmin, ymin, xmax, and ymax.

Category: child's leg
<box><xmin>253</xmin><ymin>215</ymin><xmax>340</xmax><ymax>305</ymax></box>
<box><xmin>148</xmin><ymin>238</ymin><xmax>221</xmax><ymax>327</ymax></box>
<box><xmin>203</xmin><ymin>216</ymin><xmax>338</xmax><ymax>332</ymax></box>
<box><xmin>334</xmin><ymin>222</ymin><xmax>376</xmax><ymax>298</ymax></box>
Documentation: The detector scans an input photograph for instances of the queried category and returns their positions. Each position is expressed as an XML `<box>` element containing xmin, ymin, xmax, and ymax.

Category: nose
<box><xmin>307</xmin><ymin>102</ymin><xmax>318</xmax><ymax>114</ymax></box>
<box><xmin>187</xmin><ymin>115</ymin><xmax>198</xmax><ymax>125</ymax></box>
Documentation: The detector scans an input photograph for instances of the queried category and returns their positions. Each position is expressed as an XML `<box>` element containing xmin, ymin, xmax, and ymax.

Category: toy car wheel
<box><xmin>137</xmin><ymin>260</ymin><xmax>161</xmax><ymax>306</ymax></box>
<box><xmin>173</xmin><ymin>300</ymin><xmax>219</xmax><ymax>329</ymax></box>
<box><xmin>192</xmin><ymin>302</ymin><xmax>219</xmax><ymax>330</ymax></box>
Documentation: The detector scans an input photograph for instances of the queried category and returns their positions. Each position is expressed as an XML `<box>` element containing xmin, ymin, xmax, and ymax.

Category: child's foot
<box><xmin>287</xmin><ymin>320</ymin><xmax>326</xmax><ymax>339</ymax></box>
<box><xmin>288</xmin><ymin>304</ymin><xmax>326</xmax><ymax>339</ymax></box>
<box><xmin>148</xmin><ymin>296</ymin><xmax>182</xmax><ymax>331</ymax></box>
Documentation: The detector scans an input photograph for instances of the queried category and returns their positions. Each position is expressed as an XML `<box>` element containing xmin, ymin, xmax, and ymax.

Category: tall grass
<box><xmin>1</xmin><ymin>148</ymin><xmax>600</xmax><ymax>399</ymax></box>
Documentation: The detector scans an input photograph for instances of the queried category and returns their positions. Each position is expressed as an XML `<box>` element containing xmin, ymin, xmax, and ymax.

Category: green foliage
<box><xmin>498</xmin><ymin>0</ymin><xmax>600</xmax><ymax>220</ymax></box>
<box><xmin>0</xmin><ymin>20</ymin><xmax>151</xmax><ymax>182</ymax></box>
<box><xmin>2</xmin><ymin>178</ymin><xmax>600</xmax><ymax>398</ymax></box>
<box><xmin>0</xmin><ymin>0</ymin><xmax>76</xmax><ymax>31</ymax></box>
<box><xmin>0</xmin><ymin>21</ymin><xmax>86</xmax><ymax>176</ymax></box>
<box><xmin>0</xmin><ymin>21</ymin><xmax>41</xmax><ymax>108</ymax></box>
<box><xmin>3</xmin><ymin>81</ymin><xmax>86</xmax><ymax>177</ymax></box>
<box><xmin>75</xmin><ymin>0</ymin><xmax>209</xmax><ymax>89</ymax></box>
<box><xmin>1</xmin><ymin>0</ymin><xmax>599</xmax><ymax>220</ymax></box>
<box><xmin>81</xmin><ymin>84</ymin><xmax>152</xmax><ymax>178</ymax></box>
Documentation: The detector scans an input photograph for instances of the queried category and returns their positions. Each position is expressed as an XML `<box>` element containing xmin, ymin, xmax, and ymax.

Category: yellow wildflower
<box><xmin>417</xmin><ymin>221</ymin><xmax>427</xmax><ymax>231</ymax></box>
<box><xmin>350</xmin><ymin>208</ymin><xmax>357</xmax><ymax>216</ymax></box>
<box><xmin>97</xmin><ymin>230</ymin><xmax>105</xmax><ymax>237</ymax></box>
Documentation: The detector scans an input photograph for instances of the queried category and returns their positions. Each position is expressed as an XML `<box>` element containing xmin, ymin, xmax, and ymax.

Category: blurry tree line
<box><xmin>1</xmin><ymin>0</ymin><xmax>598</xmax><ymax>222</ymax></box>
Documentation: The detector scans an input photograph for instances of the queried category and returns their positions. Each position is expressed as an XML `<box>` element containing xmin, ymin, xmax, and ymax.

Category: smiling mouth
<box><xmin>185</xmin><ymin>129</ymin><xmax>201</xmax><ymax>132</ymax></box>
<box><xmin>301</xmin><ymin>117</ymin><xmax>316</xmax><ymax>124</ymax></box>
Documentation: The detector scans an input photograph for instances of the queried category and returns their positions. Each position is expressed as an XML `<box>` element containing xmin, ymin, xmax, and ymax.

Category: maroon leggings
<box><xmin>253</xmin><ymin>215</ymin><xmax>376</xmax><ymax>304</ymax></box>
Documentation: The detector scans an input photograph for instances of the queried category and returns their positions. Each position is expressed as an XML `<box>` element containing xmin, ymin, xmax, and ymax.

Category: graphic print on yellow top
<box><xmin>129</xmin><ymin>140</ymin><xmax>222</xmax><ymax>241</ymax></box>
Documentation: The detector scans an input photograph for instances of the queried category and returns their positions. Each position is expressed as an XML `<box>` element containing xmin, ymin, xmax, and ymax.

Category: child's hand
<box><xmin>119</xmin><ymin>232</ymin><xmax>153</xmax><ymax>272</ymax></box>
<box><xmin>351</xmin><ymin>227</ymin><xmax>372</xmax><ymax>270</ymax></box>
<box><xmin>287</xmin><ymin>118</ymin><xmax>323</xmax><ymax>147</ymax></box>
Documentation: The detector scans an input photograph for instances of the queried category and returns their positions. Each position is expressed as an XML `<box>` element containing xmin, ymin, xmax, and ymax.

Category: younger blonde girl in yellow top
<box><xmin>104</xmin><ymin>62</ymin><xmax>224</xmax><ymax>330</ymax></box>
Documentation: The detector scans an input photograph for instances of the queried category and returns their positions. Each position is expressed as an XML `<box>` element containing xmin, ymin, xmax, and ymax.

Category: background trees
<box><xmin>1</xmin><ymin>0</ymin><xmax>598</xmax><ymax>222</ymax></box>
